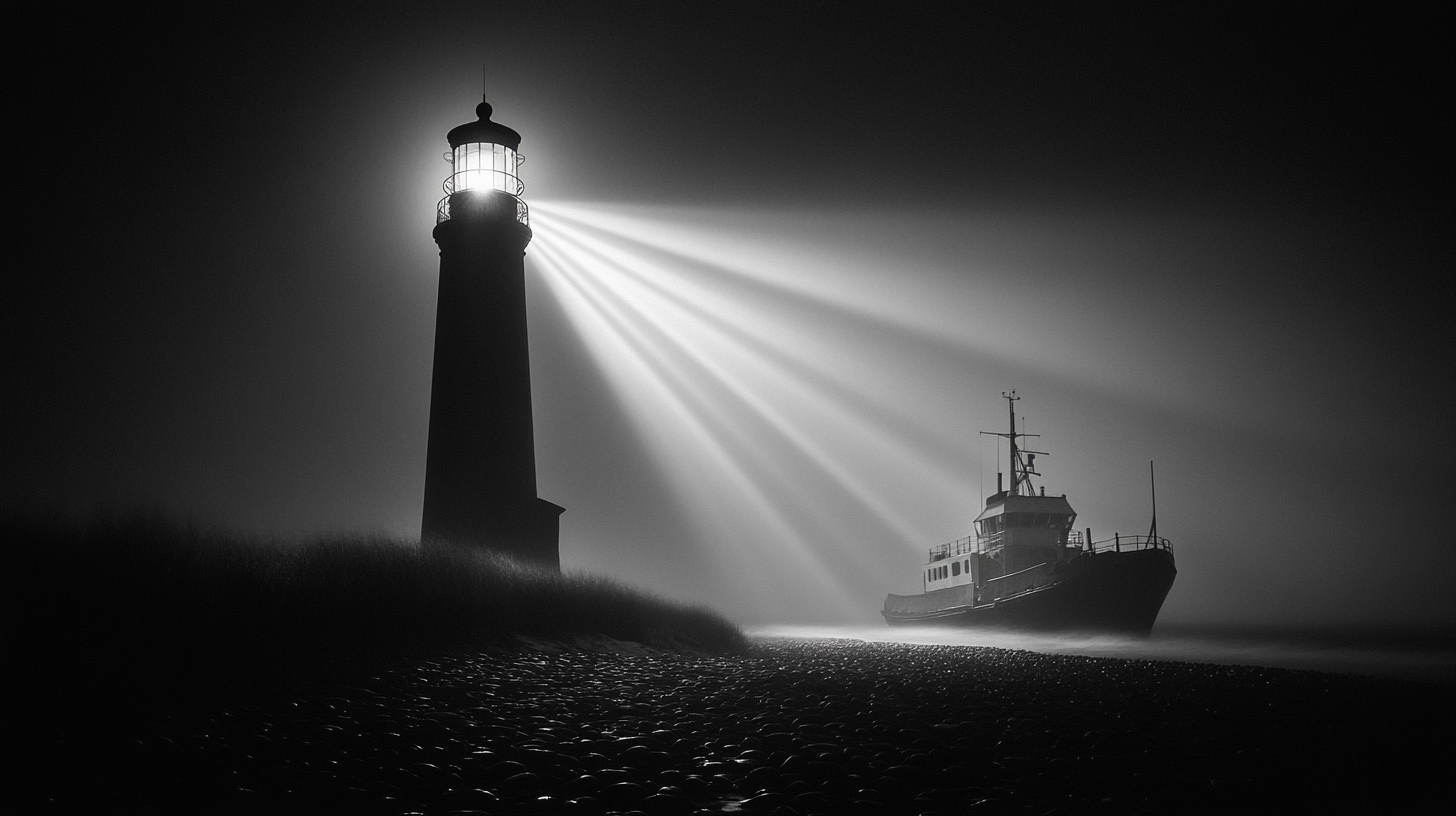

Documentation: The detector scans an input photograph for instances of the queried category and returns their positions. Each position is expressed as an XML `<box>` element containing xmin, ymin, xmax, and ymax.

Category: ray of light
<box><xmin>532</xmin><ymin>201</ymin><xmax>1358</xmax><ymax>448</ymax></box>
<box><xmin>536</xmin><ymin>212</ymin><xmax>957</xmax><ymax>546</ymax></box>
<box><xmin>529</xmin><ymin>205</ymin><xmax>1022</xmax><ymax>621</ymax></box>
<box><xmin>533</xmin><ymin>233</ymin><xmax>871</xmax><ymax>618</ymax></box>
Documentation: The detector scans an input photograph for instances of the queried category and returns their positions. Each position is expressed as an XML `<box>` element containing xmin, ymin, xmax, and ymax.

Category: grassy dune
<box><xmin>12</xmin><ymin>515</ymin><xmax>746</xmax><ymax>704</ymax></box>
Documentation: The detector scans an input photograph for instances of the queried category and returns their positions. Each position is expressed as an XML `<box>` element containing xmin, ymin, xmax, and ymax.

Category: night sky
<box><xmin>10</xmin><ymin>3</ymin><xmax>1452</xmax><ymax>629</ymax></box>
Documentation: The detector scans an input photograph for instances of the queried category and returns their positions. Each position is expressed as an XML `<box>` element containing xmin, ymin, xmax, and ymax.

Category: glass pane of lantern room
<box><xmin>452</xmin><ymin>144</ymin><xmax>468</xmax><ymax>190</ymax></box>
<box><xmin>492</xmin><ymin>144</ymin><xmax>507</xmax><ymax>191</ymax></box>
<box><xmin>453</xmin><ymin>144</ymin><xmax>477</xmax><ymax>191</ymax></box>
<box><xmin>500</xmin><ymin>145</ymin><xmax>514</xmax><ymax>192</ymax></box>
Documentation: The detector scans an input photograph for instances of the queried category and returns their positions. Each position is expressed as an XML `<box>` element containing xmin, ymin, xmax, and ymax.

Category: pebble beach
<box><xmin>19</xmin><ymin>637</ymin><xmax>1447</xmax><ymax>815</ymax></box>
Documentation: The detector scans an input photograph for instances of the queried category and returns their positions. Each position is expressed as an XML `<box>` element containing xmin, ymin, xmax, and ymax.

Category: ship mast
<box><xmin>1147</xmin><ymin>460</ymin><xmax>1158</xmax><ymax>540</ymax></box>
<box><xmin>981</xmin><ymin>390</ymin><xmax>1047</xmax><ymax>497</ymax></box>
<box><xmin>1007</xmin><ymin>393</ymin><xmax>1024</xmax><ymax>494</ymax></box>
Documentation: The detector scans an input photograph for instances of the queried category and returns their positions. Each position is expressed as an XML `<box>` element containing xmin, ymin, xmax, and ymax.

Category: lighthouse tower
<box><xmin>421</xmin><ymin>97</ymin><xmax>562</xmax><ymax>569</ymax></box>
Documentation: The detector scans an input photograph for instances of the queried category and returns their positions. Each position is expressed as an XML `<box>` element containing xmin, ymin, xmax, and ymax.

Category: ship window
<box><xmin>951</xmin><ymin>562</ymin><xmax>961</xmax><ymax>576</ymax></box>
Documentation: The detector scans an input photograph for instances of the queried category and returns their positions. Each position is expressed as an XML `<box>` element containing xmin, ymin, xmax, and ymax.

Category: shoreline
<box><xmin>19</xmin><ymin>636</ymin><xmax>1448</xmax><ymax>814</ymax></box>
<box><xmin>753</xmin><ymin>624</ymin><xmax>1456</xmax><ymax>687</ymax></box>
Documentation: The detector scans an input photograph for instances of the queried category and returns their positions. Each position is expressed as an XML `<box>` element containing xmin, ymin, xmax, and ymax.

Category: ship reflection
<box><xmin>753</xmin><ymin>624</ymin><xmax>1456</xmax><ymax>686</ymax></box>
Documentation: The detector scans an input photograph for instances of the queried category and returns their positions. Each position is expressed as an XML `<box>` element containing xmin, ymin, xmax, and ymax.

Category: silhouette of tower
<box><xmin>421</xmin><ymin>97</ymin><xmax>562</xmax><ymax>569</ymax></box>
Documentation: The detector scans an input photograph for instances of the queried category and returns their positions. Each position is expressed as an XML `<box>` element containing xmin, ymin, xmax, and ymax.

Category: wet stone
<box><xmin>640</xmin><ymin>791</ymin><xmax>695</xmax><ymax>814</ymax></box>
<box><xmin>499</xmin><ymin>770</ymin><xmax>544</xmax><ymax>794</ymax></box>
<box><xmin>599</xmin><ymin>780</ymin><xmax>651</xmax><ymax>806</ymax></box>
<box><xmin>437</xmin><ymin>786</ymin><xmax>500</xmax><ymax>809</ymax></box>
<box><xmin>562</xmin><ymin>773</ymin><xmax>603</xmax><ymax>794</ymax></box>
<box><xmin>17</xmin><ymin>637</ymin><xmax>1449</xmax><ymax>816</ymax></box>
<box><xmin>739</xmin><ymin>791</ymin><xmax>788</xmax><ymax>811</ymax></box>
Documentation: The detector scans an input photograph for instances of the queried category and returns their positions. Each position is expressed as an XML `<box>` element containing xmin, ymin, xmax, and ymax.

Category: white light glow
<box><xmin>452</xmin><ymin>142</ymin><xmax>521</xmax><ymax>194</ymax></box>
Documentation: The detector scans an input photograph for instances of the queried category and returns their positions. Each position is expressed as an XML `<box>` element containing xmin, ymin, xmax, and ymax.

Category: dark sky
<box><xmin>9</xmin><ymin>3</ymin><xmax>1453</xmax><ymax>628</ymax></box>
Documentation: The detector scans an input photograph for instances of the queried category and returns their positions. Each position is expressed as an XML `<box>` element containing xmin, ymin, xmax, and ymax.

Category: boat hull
<box><xmin>882</xmin><ymin>548</ymin><xmax>1176</xmax><ymax>636</ymax></box>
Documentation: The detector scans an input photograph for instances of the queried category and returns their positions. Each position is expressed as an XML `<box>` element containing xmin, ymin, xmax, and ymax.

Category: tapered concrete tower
<box><xmin>422</xmin><ymin>97</ymin><xmax>562</xmax><ymax>569</ymax></box>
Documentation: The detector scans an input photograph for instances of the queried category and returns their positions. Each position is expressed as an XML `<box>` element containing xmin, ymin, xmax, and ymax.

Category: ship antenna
<box><xmin>1147</xmin><ymin>460</ymin><xmax>1159</xmax><ymax>541</ymax></box>
<box><xmin>980</xmin><ymin>389</ymin><xmax>1046</xmax><ymax>497</ymax></box>
<box><xmin>1006</xmin><ymin>391</ymin><xmax>1020</xmax><ymax>494</ymax></box>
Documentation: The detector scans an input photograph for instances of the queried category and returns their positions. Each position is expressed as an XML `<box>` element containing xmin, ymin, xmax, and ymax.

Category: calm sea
<box><xmin>751</xmin><ymin>623</ymin><xmax>1456</xmax><ymax>686</ymax></box>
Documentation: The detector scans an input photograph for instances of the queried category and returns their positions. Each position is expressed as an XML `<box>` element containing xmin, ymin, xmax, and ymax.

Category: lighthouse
<box><xmin>421</xmin><ymin>97</ymin><xmax>563</xmax><ymax>569</ymax></box>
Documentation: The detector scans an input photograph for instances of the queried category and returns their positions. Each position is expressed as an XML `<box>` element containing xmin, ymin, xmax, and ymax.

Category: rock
<box><xmin>640</xmin><ymin>791</ymin><xmax>694</xmax><ymax>814</ymax></box>
<box><xmin>498</xmin><ymin>771</ymin><xmax>543</xmax><ymax>795</ymax></box>
<box><xmin>738</xmin><ymin>791</ymin><xmax>788</xmax><ymax>811</ymax></box>
<box><xmin>599</xmin><ymin>780</ymin><xmax>650</xmax><ymax>807</ymax></box>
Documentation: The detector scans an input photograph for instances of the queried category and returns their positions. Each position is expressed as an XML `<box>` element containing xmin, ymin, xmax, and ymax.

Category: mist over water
<box><xmin>752</xmin><ymin>624</ymin><xmax>1456</xmax><ymax>687</ymax></box>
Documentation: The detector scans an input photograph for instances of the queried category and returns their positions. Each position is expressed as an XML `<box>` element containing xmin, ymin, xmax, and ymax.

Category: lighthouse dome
<box><xmin>446</xmin><ymin>101</ymin><xmax>522</xmax><ymax>150</ymax></box>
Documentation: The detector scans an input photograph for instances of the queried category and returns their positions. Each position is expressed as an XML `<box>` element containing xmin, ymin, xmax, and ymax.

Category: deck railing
<box><xmin>436</xmin><ymin>194</ymin><xmax>530</xmax><ymax>226</ymax></box>
<box><xmin>928</xmin><ymin>536</ymin><xmax>979</xmax><ymax>561</ymax></box>
<box><xmin>1086</xmin><ymin>534</ymin><xmax>1173</xmax><ymax>555</ymax></box>
<box><xmin>927</xmin><ymin>528</ymin><xmax>1087</xmax><ymax>562</ymax></box>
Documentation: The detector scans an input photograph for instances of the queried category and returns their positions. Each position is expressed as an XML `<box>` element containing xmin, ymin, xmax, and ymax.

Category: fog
<box><xmin>527</xmin><ymin>203</ymin><xmax>1452</xmax><ymax>630</ymax></box>
<box><xmin>9</xmin><ymin>4</ymin><xmax>1451</xmax><ymax>635</ymax></box>
<box><xmin>753</xmin><ymin>625</ymin><xmax>1456</xmax><ymax>686</ymax></box>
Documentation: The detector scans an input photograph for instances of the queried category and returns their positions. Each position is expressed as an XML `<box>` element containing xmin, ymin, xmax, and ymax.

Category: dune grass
<box><xmin>11</xmin><ymin>514</ymin><xmax>746</xmax><ymax>705</ymax></box>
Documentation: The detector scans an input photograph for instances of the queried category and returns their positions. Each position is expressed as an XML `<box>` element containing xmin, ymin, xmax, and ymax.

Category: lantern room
<box><xmin>452</xmin><ymin>142</ymin><xmax>522</xmax><ymax>195</ymax></box>
<box><xmin>437</xmin><ymin>100</ymin><xmax>528</xmax><ymax>226</ymax></box>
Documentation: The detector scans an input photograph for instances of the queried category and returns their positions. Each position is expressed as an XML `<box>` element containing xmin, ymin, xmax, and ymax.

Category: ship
<box><xmin>882</xmin><ymin>391</ymin><xmax>1176</xmax><ymax>635</ymax></box>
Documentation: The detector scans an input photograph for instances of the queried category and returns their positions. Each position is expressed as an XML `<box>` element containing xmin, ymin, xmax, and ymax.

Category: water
<box><xmin>750</xmin><ymin>622</ymin><xmax>1456</xmax><ymax>686</ymax></box>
